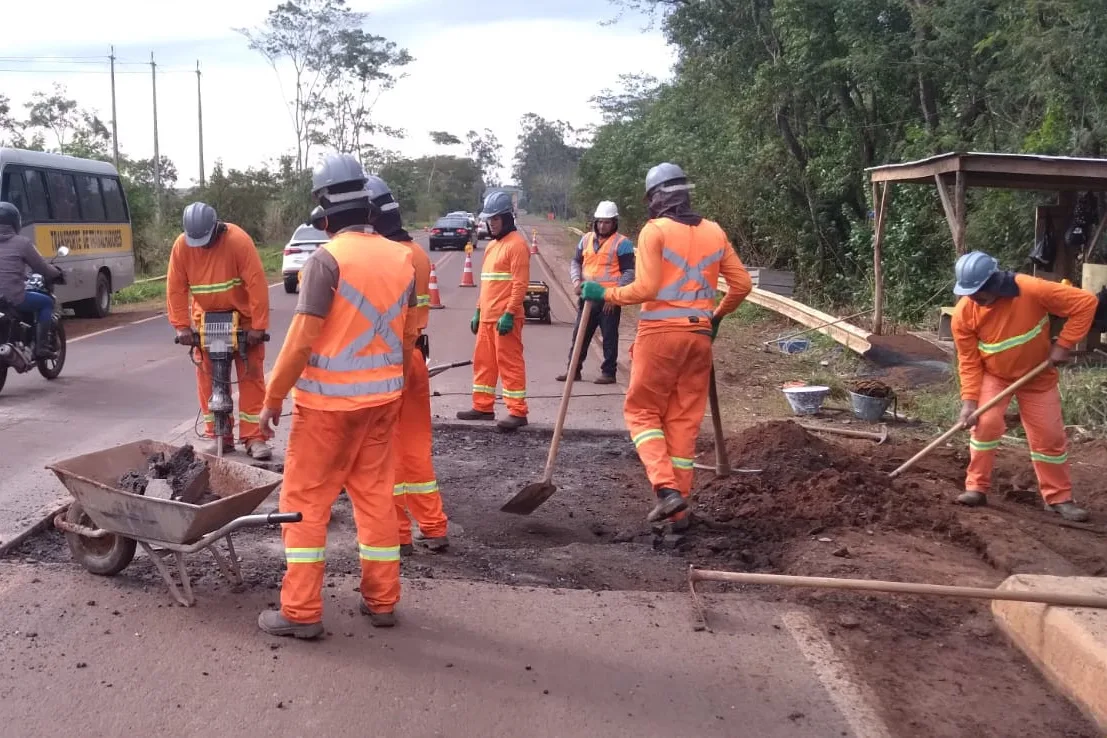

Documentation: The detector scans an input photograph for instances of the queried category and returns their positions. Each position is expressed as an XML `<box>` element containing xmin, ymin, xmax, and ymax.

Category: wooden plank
<box><xmin>954</xmin><ymin>171</ymin><xmax>967</xmax><ymax>255</ymax></box>
<box><xmin>867</xmin><ymin>153</ymin><xmax>961</xmax><ymax>184</ymax></box>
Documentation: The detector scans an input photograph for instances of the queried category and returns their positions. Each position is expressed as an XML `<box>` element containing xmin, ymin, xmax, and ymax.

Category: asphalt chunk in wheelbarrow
<box><xmin>118</xmin><ymin>444</ymin><xmax>214</xmax><ymax>505</ymax></box>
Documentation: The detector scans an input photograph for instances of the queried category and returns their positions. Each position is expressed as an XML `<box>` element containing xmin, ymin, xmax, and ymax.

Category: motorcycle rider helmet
<box><xmin>0</xmin><ymin>201</ymin><xmax>22</xmax><ymax>231</ymax></box>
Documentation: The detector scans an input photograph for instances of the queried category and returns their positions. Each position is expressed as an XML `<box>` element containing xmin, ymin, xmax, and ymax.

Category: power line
<box><xmin>0</xmin><ymin>67</ymin><xmax>196</xmax><ymax>75</ymax></box>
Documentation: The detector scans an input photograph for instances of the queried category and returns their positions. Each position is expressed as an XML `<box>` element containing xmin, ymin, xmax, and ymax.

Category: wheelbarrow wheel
<box><xmin>63</xmin><ymin>501</ymin><xmax>136</xmax><ymax>576</ymax></box>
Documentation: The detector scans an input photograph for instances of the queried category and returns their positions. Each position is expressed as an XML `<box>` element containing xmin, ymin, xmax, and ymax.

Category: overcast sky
<box><xmin>2</xmin><ymin>0</ymin><xmax>674</xmax><ymax>185</ymax></box>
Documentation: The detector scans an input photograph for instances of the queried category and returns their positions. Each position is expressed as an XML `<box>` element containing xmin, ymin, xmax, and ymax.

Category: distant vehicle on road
<box><xmin>476</xmin><ymin>219</ymin><xmax>490</xmax><ymax>240</ymax></box>
<box><xmin>0</xmin><ymin>147</ymin><xmax>135</xmax><ymax>318</ymax></box>
<box><xmin>281</xmin><ymin>223</ymin><xmax>329</xmax><ymax>293</ymax></box>
<box><xmin>429</xmin><ymin>215</ymin><xmax>474</xmax><ymax>251</ymax></box>
<box><xmin>447</xmin><ymin>210</ymin><xmax>476</xmax><ymax>228</ymax></box>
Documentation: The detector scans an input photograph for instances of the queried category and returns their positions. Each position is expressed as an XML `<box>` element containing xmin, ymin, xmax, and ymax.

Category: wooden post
<box><xmin>954</xmin><ymin>170</ymin><xmax>967</xmax><ymax>254</ymax></box>
<box><xmin>871</xmin><ymin>181</ymin><xmax>890</xmax><ymax>336</ymax></box>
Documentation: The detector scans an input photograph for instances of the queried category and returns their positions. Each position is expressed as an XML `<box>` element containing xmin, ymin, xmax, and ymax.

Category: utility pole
<box><xmin>196</xmin><ymin>60</ymin><xmax>205</xmax><ymax>187</ymax></box>
<box><xmin>109</xmin><ymin>46</ymin><xmax>120</xmax><ymax>170</ymax></box>
<box><xmin>151</xmin><ymin>52</ymin><xmax>162</xmax><ymax>223</ymax></box>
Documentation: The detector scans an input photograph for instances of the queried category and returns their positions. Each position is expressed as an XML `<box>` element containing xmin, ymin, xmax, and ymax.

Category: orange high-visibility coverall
<box><xmin>166</xmin><ymin>223</ymin><xmax>270</xmax><ymax>443</ymax></box>
<box><xmin>952</xmin><ymin>274</ymin><xmax>1096</xmax><ymax>505</ymax></box>
<box><xmin>606</xmin><ymin>218</ymin><xmax>752</xmax><ymax>517</ymax></box>
<box><xmin>472</xmin><ymin>229</ymin><xmax>530</xmax><ymax>417</ymax></box>
<box><xmin>263</xmin><ymin>229</ymin><xmax>416</xmax><ymax>623</ymax></box>
<box><xmin>394</xmin><ymin>240</ymin><xmax>448</xmax><ymax>544</ymax></box>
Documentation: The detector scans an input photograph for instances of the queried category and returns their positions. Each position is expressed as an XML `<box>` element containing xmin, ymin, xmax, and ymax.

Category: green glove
<box><xmin>710</xmin><ymin>314</ymin><xmax>723</xmax><ymax>342</ymax></box>
<box><xmin>496</xmin><ymin>312</ymin><xmax>515</xmax><ymax>335</ymax></box>
<box><xmin>470</xmin><ymin>309</ymin><xmax>480</xmax><ymax>335</ymax></box>
<box><xmin>580</xmin><ymin>281</ymin><xmax>606</xmax><ymax>302</ymax></box>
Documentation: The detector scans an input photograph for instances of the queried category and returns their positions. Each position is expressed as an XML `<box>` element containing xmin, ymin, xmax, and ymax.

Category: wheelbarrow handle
<box><xmin>267</xmin><ymin>512</ymin><xmax>303</xmax><ymax>524</ymax></box>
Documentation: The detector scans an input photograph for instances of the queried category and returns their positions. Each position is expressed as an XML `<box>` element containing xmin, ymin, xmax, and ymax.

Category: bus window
<box><xmin>23</xmin><ymin>170</ymin><xmax>51</xmax><ymax>222</ymax></box>
<box><xmin>45</xmin><ymin>170</ymin><xmax>80</xmax><ymax>221</ymax></box>
<box><xmin>1</xmin><ymin>170</ymin><xmax>30</xmax><ymax>219</ymax></box>
<box><xmin>100</xmin><ymin>177</ymin><xmax>128</xmax><ymax>222</ymax></box>
<box><xmin>76</xmin><ymin>174</ymin><xmax>106</xmax><ymax>221</ymax></box>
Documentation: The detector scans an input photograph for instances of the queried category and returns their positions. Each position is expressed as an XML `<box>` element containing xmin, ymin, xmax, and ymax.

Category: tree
<box><xmin>426</xmin><ymin>130</ymin><xmax>462</xmax><ymax>192</ymax></box>
<box><xmin>466</xmin><ymin>128</ymin><xmax>503</xmax><ymax>187</ymax></box>
<box><xmin>21</xmin><ymin>84</ymin><xmax>111</xmax><ymax>158</ymax></box>
<box><xmin>513</xmin><ymin>114</ymin><xmax>584</xmax><ymax>219</ymax></box>
<box><xmin>237</xmin><ymin>0</ymin><xmax>412</xmax><ymax>171</ymax></box>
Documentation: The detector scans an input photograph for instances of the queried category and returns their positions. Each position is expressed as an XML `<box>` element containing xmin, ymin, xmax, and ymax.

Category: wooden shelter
<box><xmin>864</xmin><ymin>152</ymin><xmax>1107</xmax><ymax>335</ymax></box>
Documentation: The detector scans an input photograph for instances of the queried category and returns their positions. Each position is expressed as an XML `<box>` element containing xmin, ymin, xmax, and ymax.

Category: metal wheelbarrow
<box><xmin>47</xmin><ymin>440</ymin><xmax>301</xmax><ymax>607</ymax></box>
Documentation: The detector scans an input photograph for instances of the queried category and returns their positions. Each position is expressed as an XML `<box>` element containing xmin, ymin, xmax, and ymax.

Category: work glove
<box><xmin>580</xmin><ymin>281</ymin><xmax>606</xmax><ymax>303</ymax></box>
<box><xmin>470</xmin><ymin>309</ymin><xmax>480</xmax><ymax>335</ymax></box>
<box><xmin>710</xmin><ymin>314</ymin><xmax>723</xmax><ymax>342</ymax></box>
<box><xmin>175</xmin><ymin>327</ymin><xmax>195</xmax><ymax>346</ymax></box>
<box><xmin>496</xmin><ymin>312</ymin><xmax>515</xmax><ymax>336</ymax></box>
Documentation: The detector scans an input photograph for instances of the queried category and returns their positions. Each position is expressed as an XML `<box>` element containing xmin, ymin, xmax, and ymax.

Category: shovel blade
<box><xmin>500</xmin><ymin>481</ymin><xmax>558</xmax><ymax>515</ymax></box>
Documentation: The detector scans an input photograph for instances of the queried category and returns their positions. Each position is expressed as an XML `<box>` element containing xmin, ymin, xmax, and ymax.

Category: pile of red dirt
<box><xmin>697</xmin><ymin>421</ymin><xmax>968</xmax><ymax>537</ymax></box>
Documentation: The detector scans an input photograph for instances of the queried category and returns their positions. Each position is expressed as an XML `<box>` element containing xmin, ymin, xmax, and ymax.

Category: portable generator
<box><xmin>524</xmin><ymin>281</ymin><xmax>552</xmax><ymax>324</ymax></box>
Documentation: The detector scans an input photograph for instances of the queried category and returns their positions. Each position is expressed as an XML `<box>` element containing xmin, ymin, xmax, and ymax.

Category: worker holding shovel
<box><xmin>580</xmin><ymin>164</ymin><xmax>752</xmax><ymax>528</ymax></box>
<box><xmin>951</xmin><ymin>251</ymin><xmax>1098</xmax><ymax>522</ymax></box>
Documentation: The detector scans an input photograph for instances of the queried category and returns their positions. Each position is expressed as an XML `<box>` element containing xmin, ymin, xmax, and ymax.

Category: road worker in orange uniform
<box><xmin>256</xmin><ymin>155</ymin><xmax>416</xmax><ymax>638</ymax></box>
<box><xmin>458</xmin><ymin>190</ymin><xmax>531</xmax><ymax>431</ymax></box>
<box><xmin>951</xmin><ymin>251</ymin><xmax>1097</xmax><ymax>522</ymax></box>
<box><xmin>581</xmin><ymin>163</ymin><xmax>752</xmax><ymax>527</ymax></box>
<box><xmin>364</xmin><ymin>176</ymin><xmax>450</xmax><ymax>554</ymax></box>
<box><xmin>167</xmin><ymin>202</ymin><xmax>272</xmax><ymax>459</ymax></box>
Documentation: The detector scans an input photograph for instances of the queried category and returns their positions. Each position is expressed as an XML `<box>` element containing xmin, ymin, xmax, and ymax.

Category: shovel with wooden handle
<box><xmin>707</xmin><ymin>364</ymin><xmax>731</xmax><ymax>477</ymax></box>
<box><xmin>889</xmin><ymin>359</ymin><xmax>1051</xmax><ymax>479</ymax></box>
<box><xmin>501</xmin><ymin>301</ymin><xmax>595</xmax><ymax>515</ymax></box>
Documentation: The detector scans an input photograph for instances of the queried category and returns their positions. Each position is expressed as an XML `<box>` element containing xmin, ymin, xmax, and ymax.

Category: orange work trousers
<box><xmin>624</xmin><ymin>331</ymin><xmax>713</xmax><ymax>517</ymax></box>
<box><xmin>197</xmin><ymin>343</ymin><xmax>266</xmax><ymax>442</ymax></box>
<box><xmin>471</xmin><ymin>319</ymin><xmax>528</xmax><ymax>417</ymax></box>
<box><xmin>393</xmin><ymin>348</ymin><xmax>448</xmax><ymax>544</ymax></box>
<box><xmin>966</xmin><ymin>373</ymin><xmax>1072</xmax><ymax>505</ymax></box>
<box><xmin>278</xmin><ymin>401</ymin><xmax>403</xmax><ymax>623</ymax></box>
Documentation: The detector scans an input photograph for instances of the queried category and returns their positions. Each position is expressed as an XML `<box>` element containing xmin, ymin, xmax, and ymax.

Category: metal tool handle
<box><xmin>267</xmin><ymin>512</ymin><xmax>302</xmax><ymax>524</ymax></box>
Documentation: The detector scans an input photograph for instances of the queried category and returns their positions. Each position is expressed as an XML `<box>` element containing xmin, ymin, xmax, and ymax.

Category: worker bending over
<box><xmin>459</xmin><ymin>190</ymin><xmax>530</xmax><ymax>431</ymax></box>
<box><xmin>167</xmin><ymin>203</ymin><xmax>271</xmax><ymax>459</ymax></box>
<box><xmin>367</xmin><ymin>176</ymin><xmax>450</xmax><ymax>553</ymax></box>
<box><xmin>951</xmin><ymin>251</ymin><xmax>1097</xmax><ymax>522</ymax></box>
<box><xmin>581</xmin><ymin>163</ymin><xmax>752</xmax><ymax>526</ymax></box>
<box><xmin>557</xmin><ymin>200</ymin><xmax>635</xmax><ymax>384</ymax></box>
<box><xmin>257</xmin><ymin>155</ymin><xmax>416</xmax><ymax>638</ymax></box>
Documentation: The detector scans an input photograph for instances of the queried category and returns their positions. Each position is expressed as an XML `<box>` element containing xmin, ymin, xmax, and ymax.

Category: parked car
<box><xmin>281</xmin><ymin>223</ymin><xmax>330</xmax><ymax>293</ymax></box>
<box><xmin>429</xmin><ymin>215</ymin><xmax>474</xmax><ymax>251</ymax></box>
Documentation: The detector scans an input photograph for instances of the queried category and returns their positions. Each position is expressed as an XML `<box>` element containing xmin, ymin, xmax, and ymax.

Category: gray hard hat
<box><xmin>953</xmin><ymin>251</ymin><xmax>1000</xmax><ymax>296</ymax></box>
<box><xmin>311</xmin><ymin>153</ymin><xmax>367</xmax><ymax>196</ymax></box>
<box><xmin>479</xmin><ymin>191</ymin><xmax>514</xmax><ymax>221</ymax></box>
<box><xmin>182</xmin><ymin>202</ymin><xmax>218</xmax><ymax>247</ymax></box>
<box><xmin>364</xmin><ymin>175</ymin><xmax>400</xmax><ymax>214</ymax></box>
<box><xmin>645</xmin><ymin>162</ymin><xmax>692</xmax><ymax>195</ymax></box>
<box><xmin>308</xmin><ymin>205</ymin><xmax>327</xmax><ymax>231</ymax></box>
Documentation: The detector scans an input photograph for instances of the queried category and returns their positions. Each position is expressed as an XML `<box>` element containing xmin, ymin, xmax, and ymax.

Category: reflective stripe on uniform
<box><xmin>583</xmin><ymin>233</ymin><xmax>622</xmax><ymax>286</ymax></box>
<box><xmin>1030</xmin><ymin>450</ymin><xmax>1069</xmax><ymax>464</ymax></box>
<box><xmin>296</xmin><ymin>376</ymin><xmax>404</xmax><ymax>397</ymax></box>
<box><xmin>239</xmin><ymin>411</ymin><xmax>260</xmax><ymax>423</ymax></box>
<box><xmin>358</xmin><ymin>543</ymin><xmax>401</xmax><ymax>562</ymax></box>
<box><xmin>416</xmin><ymin>294</ymin><xmax>431</xmax><ymax>307</ymax></box>
<box><xmin>639</xmin><ymin>307</ymin><xmax>714</xmax><ymax>321</ymax></box>
<box><xmin>404</xmin><ymin>480</ymin><xmax>440</xmax><ymax>495</ymax></box>
<box><xmin>655</xmin><ymin>246</ymin><xmax>722</xmax><ymax>302</ymax></box>
<box><xmin>393</xmin><ymin>483</ymin><xmax>406</xmax><ymax>496</ymax></box>
<box><xmin>190</xmin><ymin>278</ymin><xmax>243</xmax><ymax>295</ymax></box>
<box><xmin>977</xmin><ymin>316</ymin><xmax>1049</xmax><ymax>356</ymax></box>
<box><xmin>969</xmin><ymin>438</ymin><xmax>1001</xmax><ymax>452</ymax></box>
<box><xmin>502</xmin><ymin>388</ymin><xmax>527</xmax><ymax>399</ymax></box>
<box><xmin>633</xmin><ymin>428</ymin><xmax>665</xmax><ymax>447</ymax></box>
<box><xmin>473</xmin><ymin>384</ymin><xmax>496</xmax><ymax>395</ymax></box>
<box><xmin>671</xmin><ymin>456</ymin><xmax>695</xmax><ymax>471</ymax></box>
<box><xmin>203</xmin><ymin>412</ymin><xmax>215</xmax><ymax>422</ymax></box>
<box><xmin>285</xmin><ymin>547</ymin><xmax>326</xmax><ymax>564</ymax></box>
<box><xmin>481</xmin><ymin>272</ymin><xmax>512</xmax><ymax>281</ymax></box>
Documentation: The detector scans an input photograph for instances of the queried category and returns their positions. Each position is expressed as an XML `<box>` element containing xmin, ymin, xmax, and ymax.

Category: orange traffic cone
<box><xmin>428</xmin><ymin>262</ymin><xmax>445</xmax><ymax>309</ymax></box>
<box><xmin>530</xmin><ymin>229</ymin><xmax>539</xmax><ymax>255</ymax></box>
<box><xmin>459</xmin><ymin>252</ymin><xmax>476</xmax><ymax>287</ymax></box>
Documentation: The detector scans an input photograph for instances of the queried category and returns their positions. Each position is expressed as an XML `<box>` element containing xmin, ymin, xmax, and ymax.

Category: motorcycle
<box><xmin>0</xmin><ymin>246</ymin><xmax>70</xmax><ymax>395</ymax></box>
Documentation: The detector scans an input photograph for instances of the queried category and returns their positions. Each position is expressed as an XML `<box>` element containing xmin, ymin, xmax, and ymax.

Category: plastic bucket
<box><xmin>782</xmin><ymin>386</ymin><xmax>830</xmax><ymax>416</ymax></box>
<box><xmin>849</xmin><ymin>391</ymin><xmax>892</xmax><ymax>422</ymax></box>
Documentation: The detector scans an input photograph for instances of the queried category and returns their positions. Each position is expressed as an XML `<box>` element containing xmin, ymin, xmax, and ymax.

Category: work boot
<box><xmin>457</xmin><ymin>409</ymin><xmax>496</xmax><ymax>421</ymax></box>
<box><xmin>647</xmin><ymin>488</ymin><xmax>688</xmax><ymax>523</ymax></box>
<box><xmin>399</xmin><ymin>543</ymin><xmax>415</xmax><ymax>557</ymax></box>
<box><xmin>358</xmin><ymin>599</ymin><xmax>397</xmax><ymax>628</ymax></box>
<box><xmin>956</xmin><ymin>490</ymin><xmax>987</xmax><ymax>507</ymax></box>
<box><xmin>257</xmin><ymin>609</ymin><xmax>324</xmax><ymax>639</ymax></box>
<box><xmin>414</xmin><ymin>528</ymin><xmax>450</xmax><ymax>552</ymax></box>
<box><xmin>33</xmin><ymin>320</ymin><xmax>53</xmax><ymax>360</ymax></box>
<box><xmin>555</xmin><ymin>371</ymin><xmax>582</xmax><ymax>382</ymax></box>
<box><xmin>1046</xmin><ymin>500</ymin><xmax>1090</xmax><ymax>523</ymax></box>
<box><xmin>594</xmin><ymin>375</ymin><xmax>617</xmax><ymax>385</ymax></box>
<box><xmin>246</xmin><ymin>439</ymin><xmax>273</xmax><ymax>460</ymax></box>
<box><xmin>497</xmin><ymin>415</ymin><xmax>528</xmax><ymax>432</ymax></box>
<box><xmin>203</xmin><ymin>437</ymin><xmax>236</xmax><ymax>456</ymax></box>
<box><xmin>669</xmin><ymin>515</ymin><xmax>692</xmax><ymax>533</ymax></box>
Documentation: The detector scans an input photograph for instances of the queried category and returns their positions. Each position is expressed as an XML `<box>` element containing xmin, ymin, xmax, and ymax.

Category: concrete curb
<box><xmin>992</xmin><ymin>574</ymin><xmax>1107</xmax><ymax>732</ymax></box>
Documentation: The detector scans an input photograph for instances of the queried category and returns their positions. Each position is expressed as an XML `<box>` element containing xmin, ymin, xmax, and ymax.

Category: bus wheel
<box><xmin>75</xmin><ymin>271</ymin><xmax>112</xmax><ymax>318</ymax></box>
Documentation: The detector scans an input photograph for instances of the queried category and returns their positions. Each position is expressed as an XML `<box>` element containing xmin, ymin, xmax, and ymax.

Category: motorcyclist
<box><xmin>0</xmin><ymin>202</ymin><xmax>63</xmax><ymax>358</ymax></box>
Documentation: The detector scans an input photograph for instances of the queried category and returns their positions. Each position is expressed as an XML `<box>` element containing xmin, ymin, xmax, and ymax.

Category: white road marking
<box><xmin>780</xmin><ymin>611</ymin><xmax>891</xmax><ymax>738</ymax></box>
<box><xmin>68</xmin><ymin>281</ymin><xmax>284</xmax><ymax>345</ymax></box>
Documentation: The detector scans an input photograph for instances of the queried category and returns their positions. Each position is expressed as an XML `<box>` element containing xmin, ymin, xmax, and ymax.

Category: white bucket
<box><xmin>782</xmin><ymin>385</ymin><xmax>830</xmax><ymax>416</ymax></box>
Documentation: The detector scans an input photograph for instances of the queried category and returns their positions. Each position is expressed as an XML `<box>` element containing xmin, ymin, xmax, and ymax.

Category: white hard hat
<box><xmin>594</xmin><ymin>201</ymin><xmax>619</xmax><ymax>219</ymax></box>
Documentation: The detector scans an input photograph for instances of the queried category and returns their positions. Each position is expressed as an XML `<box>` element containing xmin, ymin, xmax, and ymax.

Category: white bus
<box><xmin>0</xmin><ymin>148</ymin><xmax>135</xmax><ymax>318</ymax></box>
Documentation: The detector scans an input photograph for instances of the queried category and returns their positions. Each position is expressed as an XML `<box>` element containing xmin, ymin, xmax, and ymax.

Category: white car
<box><xmin>281</xmin><ymin>223</ymin><xmax>330</xmax><ymax>293</ymax></box>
